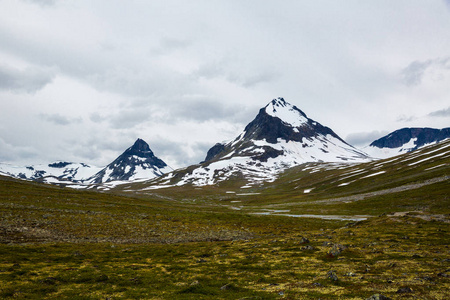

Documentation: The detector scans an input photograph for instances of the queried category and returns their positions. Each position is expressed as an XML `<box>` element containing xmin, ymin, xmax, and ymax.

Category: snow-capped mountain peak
<box><xmin>87</xmin><ymin>138</ymin><xmax>172</xmax><ymax>184</ymax></box>
<box><xmin>150</xmin><ymin>98</ymin><xmax>370</xmax><ymax>188</ymax></box>
<box><xmin>264</xmin><ymin>97</ymin><xmax>308</xmax><ymax>127</ymax></box>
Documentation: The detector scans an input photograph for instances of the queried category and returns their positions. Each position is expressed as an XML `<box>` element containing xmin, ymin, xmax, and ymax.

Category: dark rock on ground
<box><xmin>327</xmin><ymin>243</ymin><xmax>346</xmax><ymax>257</ymax></box>
<box><xmin>302</xmin><ymin>245</ymin><xmax>315</xmax><ymax>250</ymax></box>
<box><xmin>299</xmin><ymin>236</ymin><xmax>310</xmax><ymax>244</ymax></box>
<box><xmin>327</xmin><ymin>270</ymin><xmax>339</xmax><ymax>281</ymax></box>
<box><xmin>396</xmin><ymin>287</ymin><xmax>413</xmax><ymax>293</ymax></box>
<box><xmin>366</xmin><ymin>294</ymin><xmax>392</xmax><ymax>300</ymax></box>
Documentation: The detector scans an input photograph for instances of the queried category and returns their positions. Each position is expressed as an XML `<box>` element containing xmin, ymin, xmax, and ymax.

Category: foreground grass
<box><xmin>1</xmin><ymin>216</ymin><xmax>449</xmax><ymax>299</ymax></box>
<box><xmin>1</xmin><ymin>176</ymin><xmax>449</xmax><ymax>299</ymax></box>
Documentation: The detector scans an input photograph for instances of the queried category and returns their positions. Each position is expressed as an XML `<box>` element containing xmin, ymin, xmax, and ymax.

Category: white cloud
<box><xmin>345</xmin><ymin>131</ymin><xmax>390</xmax><ymax>147</ymax></box>
<box><xmin>1</xmin><ymin>1</ymin><xmax>450</xmax><ymax>167</ymax></box>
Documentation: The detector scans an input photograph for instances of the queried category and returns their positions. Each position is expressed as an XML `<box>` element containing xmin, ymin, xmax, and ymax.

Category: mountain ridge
<box><xmin>0</xmin><ymin>138</ymin><xmax>171</xmax><ymax>187</ymax></box>
<box><xmin>365</xmin><ymin>127</ymin><xmax>450</xmax><ymax>158</ymax></box>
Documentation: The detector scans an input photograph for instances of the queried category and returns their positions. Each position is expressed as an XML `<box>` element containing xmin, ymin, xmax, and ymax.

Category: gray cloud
<box><xmin>108</xmin><ymin>108</ymin><xmax>155</xmax><ymax>129</ymax></box>
<box><xmin>1</xmin><ymin>1</ymin><xmax>450</xmax><ymax>168</ymax></box>
<box><xmin>445</xmin><ymin>0</ymin><xmax>450</xmax><ymax>9</ymax></box>
<box><xmin>0</xmin><ymin>64</ymin><xmax>55</xmax><ymax>93</ymax></box>
<box><xmin>22</xmin><ymin>0</ymin><xmax>56</xmax><ymax>6</ymax></box>
<box><xmin>401</xmin><ymin>57</ymin><xmax>450</xmax><ymax>86</ymax></box>
<box><xmin>0</xmin><ymin>137</ymin><xmax>38</xmax><ymax>163</ymax></box>
<box><xmin>195</xmin><ymin>61</ymin><xmax>278</xmax><ymax>88</ymax></box>
<box><xmin>106</xmin><ymin>96</ymin><xmax>253</xmax><ymax>129</ymax></box>
<box><xmin>428</xmin><ymin>107</ymin><xmax>450</xmax><ymax>118</ymax></box>
<box><xmin>171</xmin><ymin>99</ymin><xmax>243</xmax><ymax>123</ymax></box>
<box><xmin>66</xmin><ymin>136</ymin><xmax>139</xmax><ymax>166</ymax></box>
<box><xmin>396</xmin><ymin>114</ymin><xmax>417</xmax><ymax>123</ymax></box>
<box><xmin>345</xmin><ymin>131</ymin><xmax>389</xmax><ymax>147</ymax></box>
<box><xmin>89</xmin><ymin>112</ymin><xmax>107</xmax><ymax>123</ymax></box>
<box><xmin>401</xmin><ymin>60</ymin><xmax>433</xmax><ymax>86</ymax></box>
<box><xmin>148</xmin><ymin>137</ymin><xmax>212</xmax><ymax>168</ymax></box>
<box><xmin>40</xmin><ymin>114</ymin><xmax>82</xmax><ymax>126</ymax></box>
<box><xmin>151</xmin><ymin>37</ymin><xmax>192</xmax><ymax>56</ymax></box>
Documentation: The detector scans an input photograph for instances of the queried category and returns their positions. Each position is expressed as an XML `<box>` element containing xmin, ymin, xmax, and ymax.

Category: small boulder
<box><xmin>327</xmin><ymin>270</ymin><xmax>339</xmax><ymax>281</ymax></box>
<box><xmin>299</xmin><ymin>236</ymin><xmax>310</xmax><ymax>244</ymax></box>
<box><xmin>302</xmin><ymin>245</ymin><xmax>315</xmax><ymax>251</ymax></box>
<box><xmin>327</xmin><ymin>244</ymin><xmax>346</xmax><ymax>257</ymax></box>
<box><xmin>396</xmin><ymin>287</ymin><xmax>413</xmax><ymax>293</ymax></box>
<box><xmin>366</xmin><ymin>294</ymin><xmax>392</xmax><ymax>300</ymax></box>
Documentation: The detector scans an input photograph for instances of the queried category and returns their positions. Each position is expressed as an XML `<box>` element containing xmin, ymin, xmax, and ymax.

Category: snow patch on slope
<box><xmin>364</xmin><ymin>138</ymin><xmax>418</xmax><ymax>159</ymax></box>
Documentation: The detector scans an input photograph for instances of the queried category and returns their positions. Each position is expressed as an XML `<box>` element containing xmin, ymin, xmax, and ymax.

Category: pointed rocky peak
<box><xmin>124</xmin><ymin>138</ymin><xmax>155</xmax><ymax>158</ymax></box>
<box><xmin>241</xmin><ymin>97</ymin><xmax>344</xmax><ymax>145</ymax></box>
<box><xmin>86</xmin><ymin>138</ymin><xmax>171</xmax><ymax>184</ymax></box>
<box><xmin>264</xmin><ymin>97</ymin><xmax>308</xmax><ymax>127</ymax></box>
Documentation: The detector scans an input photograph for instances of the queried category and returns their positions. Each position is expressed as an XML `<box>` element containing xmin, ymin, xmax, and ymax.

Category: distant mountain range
<box><xmin>0</xmin><ymin>98</ymin><xmax>448</xmax><ymax>188</ymax></box>
<box><xmin>0</xmin><ymin>139</ymin><xmax>171</xmax><ymax>188</ymax></box>
<box><xmin>0</xmin><ymin>162</ymin><xmax>102</xmax><ymax>185</ymax></box>
<box><xmin>364</xmin><ymin>127</ymin><xmax>450</xmax><ymax>159</ymax></box>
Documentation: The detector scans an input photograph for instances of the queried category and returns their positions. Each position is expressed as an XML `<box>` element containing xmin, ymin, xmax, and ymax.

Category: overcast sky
<box><xmin>1</xmin><ymin>0</ymin><xmax>449</xmax><ymax>168</ymax></box>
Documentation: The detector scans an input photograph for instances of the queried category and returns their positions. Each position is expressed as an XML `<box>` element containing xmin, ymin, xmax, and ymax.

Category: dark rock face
<box><xmin>88</xmin><ymin>138</ymin><xmax>169</xmax><ymax>184</ymax></box>
<box><xmin>242</xmin><ymin>99</ymin><xmax>346</xmax><ymax>144</ymax></box>
<box><xmin>203</xmin><ymin>143</ymin><xmax>226</xmax><ymax>162</ymax></box>
<box><xmin>370</xmin><ymin>128</ymin><xmax>450</xmax><ymax>150</ymax></box>
<box><xmin>119</xmin><ymin>139</ymin><xmax>167</xmax><ymax>169</ymax></box>
<box><xmin>48</xmin><ymin>162</ymin><xmax>72</xmax><ymax>168</ymax></box>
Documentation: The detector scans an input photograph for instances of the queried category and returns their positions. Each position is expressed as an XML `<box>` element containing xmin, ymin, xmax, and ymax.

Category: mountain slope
<box><xmin>365</xmin><ymin>127</ymin><xmax>450</xmax><ymax>158</ymax></box>
<box><xmin>87</xmin><ymin>138</ymin><xmax>172</xmax><ymax>184</ymax></box>
<box><xmin>149</xmin><ymin>98</ymin><xmax>370</xmax><ymax>188</ymax></box>
<box><xmin>118</xmin><ymin>136</ymin><xmax>450</xmax><ymax>219</ymax></box>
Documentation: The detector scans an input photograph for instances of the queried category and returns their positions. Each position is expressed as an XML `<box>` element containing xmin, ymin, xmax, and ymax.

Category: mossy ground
<box><xmin>1</xmin><ymin>174</ymin><xmax>449</xmax><ymax>299</ymax></box>
<box><xmin>1</xmin><ymin>216</ymin><xmax>449</xmax><ymax>299</ymax></box>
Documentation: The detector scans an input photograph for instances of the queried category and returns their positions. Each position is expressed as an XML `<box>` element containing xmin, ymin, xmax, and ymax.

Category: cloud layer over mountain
<box><xmin>1</xmin><ymin>0</ymin><xmax>450</xmax><ymax>168</ymax></box>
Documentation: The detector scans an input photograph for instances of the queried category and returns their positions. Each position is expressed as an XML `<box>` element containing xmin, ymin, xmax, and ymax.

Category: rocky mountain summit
<box><xmin>87</xmin><ymin>138</ymin><xmax>172</xmax><ymax>184</ymax></box>
<box><xmin>151</xmin><ymin>98</ymin><xmax>370</xmax><ymax>187</ymax></box>
<box><xmin>204</xmin><ymin>98</ymin><xmax>368</xmax><ymax>164</ymax></box>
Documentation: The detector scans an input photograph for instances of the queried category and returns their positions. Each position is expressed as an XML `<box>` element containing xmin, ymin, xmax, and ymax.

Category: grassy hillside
<box><xmin>0</xmin><ymin>140</ymin><xmax>449</xmax><ymax>299</ymax></box>
<box><xmin>121</xmin><ymin>138</ymin><xmax>450</xmax><ymax>216</ymax></box>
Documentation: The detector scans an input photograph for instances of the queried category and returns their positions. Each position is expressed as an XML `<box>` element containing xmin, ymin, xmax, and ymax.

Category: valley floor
<box><xmin>1</xmin><ymin>176</ymin><xmax>449</xmax><ymax>299</ymax></box>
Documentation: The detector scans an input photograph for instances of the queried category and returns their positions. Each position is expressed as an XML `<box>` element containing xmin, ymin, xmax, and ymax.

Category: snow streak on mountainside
<box><xmin>151</xmin><ymin>98</ymin><xmax>371</xmax><ymax>188</ymax></box>
<box><xmin>364</xmin><ymin>127</ymin><xmax>450</xmax><ymax>159</ymax></box>
<box><xmin>87</xmin><ymin>138</ymin><xmax>172</xmax><ymax>184</ymax></box>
